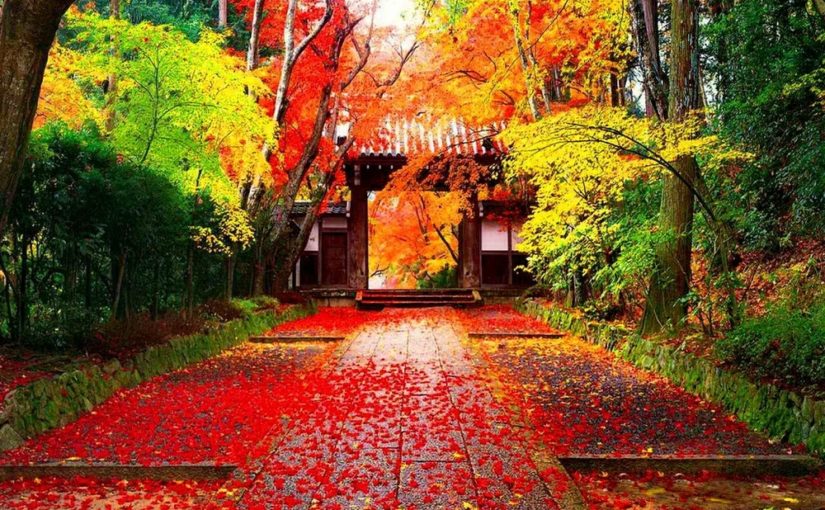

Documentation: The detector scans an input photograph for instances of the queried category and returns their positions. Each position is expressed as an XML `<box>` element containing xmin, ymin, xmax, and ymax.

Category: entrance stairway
<box><xmin>356</xmin><ymin>289</ymin><xmax>482</xmax><ymax>309</ymax></box>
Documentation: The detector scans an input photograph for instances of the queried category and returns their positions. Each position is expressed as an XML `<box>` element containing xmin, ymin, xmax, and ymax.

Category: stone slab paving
<box><xmin>234</xmin><ymin>310</ymin><xmax>564</xmax><ymax>509</ymax></box>
<box><xmin>3</xmin><ymin>306</ymin><xmax>822</xmax><ymax>509</ymax></box>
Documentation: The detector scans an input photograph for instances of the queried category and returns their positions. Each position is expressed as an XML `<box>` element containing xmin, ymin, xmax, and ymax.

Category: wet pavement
<box><xmin>2</xmin><ymin>307</ymin><xmax>824</xmax><ymax>509</ymax></box>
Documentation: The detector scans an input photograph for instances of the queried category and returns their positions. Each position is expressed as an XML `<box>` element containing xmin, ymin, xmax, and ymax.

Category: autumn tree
<box><xmin>370</xmin><ymin>191</ymin><xmax>461</xmax><ymax>288</ymax></box>
<box><xmin>406</xmin><ymin>0</ymin><xmax>630</xmax><ymax>125</ymax></box>
<box><xmin>231</xmin><ymin>0</ymin><xmax>419</xmax><ymax>293</ymax></box>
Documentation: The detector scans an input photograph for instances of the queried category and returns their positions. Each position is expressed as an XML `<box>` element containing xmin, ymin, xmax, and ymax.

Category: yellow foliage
<box><xmin>501</xmin><ymin>106</ymin><xmax>744</xmax><ymax>290</ymax></box>
<box><xmin>36</xmin><ymin>44</ymin><xmax>102</xmax><ymax>129</ymax></box>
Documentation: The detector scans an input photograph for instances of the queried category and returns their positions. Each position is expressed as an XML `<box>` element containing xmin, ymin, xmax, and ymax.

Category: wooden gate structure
<box><xmin>290</xmin><ymin>119</ymin><xmax>532</xmax><ymax>292</ymax></box>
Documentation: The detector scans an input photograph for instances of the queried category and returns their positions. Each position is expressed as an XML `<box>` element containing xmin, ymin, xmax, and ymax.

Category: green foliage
<box><xmin>417</xmin><ymin>266</ymin><xmax>459</xmax><ymax>289</ymax></box>
<box><xmin>716</xmin><ymin>261</ymin><xmax>825</xmax><ymax>385</ymax></box>
<box><xmin>706</xmin><ymin>0</ymin><xmax>825</xmax><ymax>250</ymax></box>
<box><xmin>63</xmin><ymin>10</ymin><xmax>272</xmax><ymax>205</ymax></box>
<box><xmin>123</xmin><ymin>0</ymin><xmax>213</xmax><ymax>41</ymax></box>
<box><xmin>1</xmin><ymin>123</ymin><xmax>256</xmax><ymax>350</ymax></box>
<box><xmin>716</xmin><ymin>299</ymin><xmax>825</xmax><ymax>386</ymax></box>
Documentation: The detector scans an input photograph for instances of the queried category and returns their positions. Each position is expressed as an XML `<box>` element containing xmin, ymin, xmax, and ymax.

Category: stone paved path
<box><xmin>234</xmin><ymin>311</ymin><xmax>565</xmax><ymax>509</ymax></box>
<box><xmin>2</xmin><ymin>307</ymin><xmax>821</xmax><ymax>510</ymax></box>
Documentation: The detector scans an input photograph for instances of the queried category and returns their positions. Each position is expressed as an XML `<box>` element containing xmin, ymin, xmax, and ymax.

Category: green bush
<box><xmin>417</xmin><ymin>266</ymin><xmax>458</xmax><ymax>289</ymax></box>
<box><xmin>716</xmin><ymin>299</ymin><xmax>825</xmax><ymax>385</ymax></box>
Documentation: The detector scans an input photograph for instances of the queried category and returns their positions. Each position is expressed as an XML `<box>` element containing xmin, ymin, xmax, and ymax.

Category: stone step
<box><xmin>356</xmin><ymin>289</ymin><xmax>482</xmax><ymax>309</ymax></box>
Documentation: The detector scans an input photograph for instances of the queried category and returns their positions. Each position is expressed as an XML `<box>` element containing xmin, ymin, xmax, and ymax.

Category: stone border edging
<box><xmin>0</xmin><ymin>463</ymin><xmax>238</xmax><ymax>481</ymax></box>
<box><xmin>467</xmin><ymin>331</ymin><xmax>564</xmax><ymax>339</ymax></box>
<box><xmin>518</xmin><ymin>300</ymin><xmax>825</xmax><ymax>457</ymax></box>
<box><xmin>249</xmin><ymin>335</ymin><xmax>344</xmax><ymax>343</ymax></box>
<box><xmin>0</xmin><ymin>305</ymin><xmax>313</xmax><ymax>452</ymax></box>
<box><xmin>558</xmin><ymin>454</ymin><xmax>820</xmax><ymax>477</ymax></box>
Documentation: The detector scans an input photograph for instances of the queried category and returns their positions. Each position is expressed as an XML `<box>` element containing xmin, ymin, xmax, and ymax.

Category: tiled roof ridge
<box><xmin>352</xmin><ymin>116</ymin><xmax>508</xmax><ymax>158</ymax></box>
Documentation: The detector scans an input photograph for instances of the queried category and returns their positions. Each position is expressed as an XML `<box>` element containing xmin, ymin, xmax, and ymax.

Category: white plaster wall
<box><xmin>305</xmin><ymin>223</ymin><xmax>320</xmax><ymax>252</ymax></box>
<box><xmin>481</xmin><ymin>220</ymin><xmax>509</xmax><ymax>251</ymax></box>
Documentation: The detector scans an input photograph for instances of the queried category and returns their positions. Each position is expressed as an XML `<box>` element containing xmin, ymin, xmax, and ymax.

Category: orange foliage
<box><xmin>369</xmin><ymin>191</ymin><xmax>461</xmax><ymax>288</ymax></box>
<box><xmin>383</xmin><ymin>0</ymin><xmax>630</xmax><ymax>125</ymax></box>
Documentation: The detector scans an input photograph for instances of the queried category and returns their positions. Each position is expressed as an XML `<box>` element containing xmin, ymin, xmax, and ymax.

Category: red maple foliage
<box><xmin>456</xmin><ymin>304</ymin><xmax>560</xmax><ymax>335</ymax></box>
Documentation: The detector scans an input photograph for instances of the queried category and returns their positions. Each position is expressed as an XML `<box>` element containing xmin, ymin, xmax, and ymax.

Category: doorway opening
<box><xmin>368</xmin><ymin>191</ymin><xmax>462</xmax><ymax>289</ymax></box>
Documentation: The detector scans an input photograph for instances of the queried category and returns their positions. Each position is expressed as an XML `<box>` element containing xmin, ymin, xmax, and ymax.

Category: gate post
<box><xmin>459</xmin><ymin>195</ymin><xmax>481</xmax><ymax>288</ymax></box>
<box><xmin>348</xmin><ymin>185</ymin><xmax>369</xmax><ymax>289</ymax></box>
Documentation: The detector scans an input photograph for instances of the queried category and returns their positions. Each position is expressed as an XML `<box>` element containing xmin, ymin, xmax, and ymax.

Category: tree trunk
<box><xmin>111</xmin><ymin>252</ymin><xmax>126</xmax><ymax>320</ymax></box>
<box><xmin>17</xmin><ymin>237</ymin><xmax>29</xmax><ymax>342</ymax></box>
<box><xmin>246</xmin><ymin>0</ymin><xmax>264</xmax><ymax>71</ymax></box>
<box><xmin>218</xmin><ymin>0</ymin><xmax>228</xmax><ymax>28</ymax></box>
<box><xmin>104</xmin><ymin>0</ymin><xmax>120</xmax><ymax>131</ymax></box>
<box><xmin>640</xmin><ymin>0</ymin><xmax>701</xmax><ymax>335</ymax></box>
<box><xmin>640</xmin><ymin>157</ymin><xmax>697</xmax><ymax>333</ymax></box>
<box><xmin>610</xmin><ymin>73</ymin><xmax>621</xmax><ymax>107</ymax></box>
<box><xmin>0</xmin><ymin>0</ymin><xmax>74</xmax><ymax>236</ymax></box>
<box><xmin>185</xmin><ymin>243</ymin><xmax>194</xmax><ymax>319</ymax></box>
<box><xmin>225</xmin><ymin>254</ymin><xmax>235</xmax><ymax>301</ymax></box>
<box><xmin>512</xmin><ymin>22</ymin><xmax>542</xmax><ymax>121</ymax></box>
<box><xmin>272</xmin><ymin>0</ymin><xmax>333</xmax><ymax>126</ymax></box>
<box><xmin>631</xmin><ymin>0</ymin><xmax>669</xmax><ymax>120</ymax></box>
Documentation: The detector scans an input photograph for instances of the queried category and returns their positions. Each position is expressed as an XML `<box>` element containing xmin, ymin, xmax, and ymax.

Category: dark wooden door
<box><xmin>321</xmin><ymin>232</ymin><xmax>348</xmax><ymax>286</ymax></box>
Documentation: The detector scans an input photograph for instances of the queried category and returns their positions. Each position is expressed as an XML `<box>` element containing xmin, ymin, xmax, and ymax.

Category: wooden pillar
<box><xmin>458</xmin><ymin>195</ymin><xmax>481</xmax><ymax>288</ymax></box>
<box><xmin>348</xmin><ymin>185</ymin><xmax>369</xmax><ymax>289</ymax></box>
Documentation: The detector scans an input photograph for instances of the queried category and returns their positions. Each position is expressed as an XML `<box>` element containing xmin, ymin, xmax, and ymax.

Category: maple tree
<box><xmin>501</xmin><ymin>106</ymin><xmax>741</xmax><ymax>311</ymax></box>
<box><xmin>401</xmin><ymin>0</ymin><xmax>631</xmax><ymax>125</ymax></box>
<box><xmin>228</xmin><ymin>0</ymin><xmax>421</xmax><ymax>293</ymax></box>
<box><xmin>369</xmin><ymin>191</ymin><xmax>461</xmax><ymax>288</ymax></box>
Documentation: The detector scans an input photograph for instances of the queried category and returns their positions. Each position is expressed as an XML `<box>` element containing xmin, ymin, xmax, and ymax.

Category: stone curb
<box><xmin>0</xmin><ymin>463</ymin><xmax>237</xmax><ymax>481</ymax></box>
<box><xmin>249</xmin><ymin>335</ymin><xmax>344</xmax><ymax>343</ymax></box>
<box><xmin>558</xmin><ymin>454</ymin><xmax>821</xmax><ymax>477</ymax></box>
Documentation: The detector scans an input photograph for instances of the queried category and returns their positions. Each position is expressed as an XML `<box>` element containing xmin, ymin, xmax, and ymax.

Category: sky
<box><xmin>374</xmin><ymin>0</ymin><xmax>419</xmax><ymax>27</ymax></box>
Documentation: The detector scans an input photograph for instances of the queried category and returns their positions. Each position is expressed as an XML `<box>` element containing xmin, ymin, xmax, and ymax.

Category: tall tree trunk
<box><xmin>111</xmin><ymin>252</ymin><xmax>126</xmax><ymax>321</ymax></box>
<box><xmin>512</xmin><ymin>22</ymin><xmax>542</xmax><ymax>121</ymax></box>
<box><xmin>272</xmin><ymin>0</ymin><xmax>333</xmax><ymax>126</ymax></box>
<box><xmin>253</xmin><ymin>252</ymin><xmax>266</xmax><ymax>296</ymax></box>
<box><xmin>246</xmin><ymin>0</ymin><xmax>264</xmax><ymax>71</ymax></box>
<box><xmin>225</xmin><ymin>254</ymin><xmax>235</xmax><ymax>301</ymax></box>
<box><xmin>632</xmin><ymin>0</ymin><xmax>669</xmax><ymax>120</ymax></box>
<box><xmin>640</xmin><ymin>0</ymin><xmax>701</xmax><ymax>335</ymax></box>
<box><xmin>104</xmin><ymin>0</ymin><xmax>120</xmax><ymax>131</ymax></box>
<box><xmin>610</xmin><ymin>73</ymin><xmax>621</xmax><ymax>107</ymax></box>
<box><xmin>17</xmin><ymin>237</ymin><xmax>29</xmax><ymax>342</ymax></box>
<box><xmin>0</xmin><ymin>0</ymin><xmax>74</xmax><ymax>236</ymax></box>
<box><xmin>218</xmin><ymin>0</ymin><xmax>228</xmax><ymax>28</ymax></box>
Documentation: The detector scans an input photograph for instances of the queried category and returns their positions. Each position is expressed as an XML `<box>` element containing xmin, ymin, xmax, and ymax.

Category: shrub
<box><xmin>249</xmin><ymin>295</ymin><xmax>280</xmax><ymax>311</ymax></box>
<box><xmin>199</xmin><ymin>299</ymin><xmax>246</xmax><ymax>323</ymax></box>
<box><xmin>90</xmin><ymin>312</ymin><xmax>206</xmax><ymax>359</ymax></box>
<box><xmin>716</xmin><ymin>299</ymin><xmax>825</xmax><ymax>386</ymax></box>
